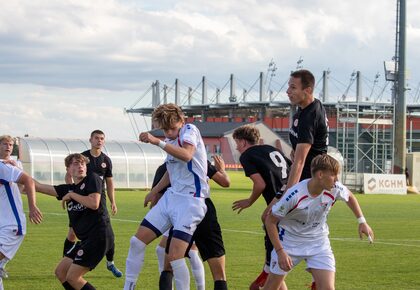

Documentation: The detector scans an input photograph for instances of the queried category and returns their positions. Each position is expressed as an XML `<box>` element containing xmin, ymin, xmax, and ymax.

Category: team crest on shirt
<box><xmin>77</xmin><ymin>249</ymin><xmax>84</xmax><ymax>256</ymax></box>
<box><xmin>80</xmin><ymin>183</ymin><xmax>85</xmax><ymax>190</ymax></box>
<box><xmin>101</xmin><ymin>162</ymin><xmax>107</xmax><ymax>168</ymax></box>
<box><xmin>294</xmin><ymin>119</ymin><xmax>298</xmax><ymax>127</ymax></box>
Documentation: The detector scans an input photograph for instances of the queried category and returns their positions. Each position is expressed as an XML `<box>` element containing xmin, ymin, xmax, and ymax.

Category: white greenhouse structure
<box><xmin>18</xmin><ymin>137</ymin><xmax>166</xmax><ymax>189</ymax></box>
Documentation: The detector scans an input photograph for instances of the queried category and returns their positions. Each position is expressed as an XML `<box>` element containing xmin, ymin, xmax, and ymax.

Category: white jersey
<box><xmin>0</xmin><ymin>162</ymin><xmax>26</xmax><ymax>235</ymax></box>
<box><xmin>272</xmin><ymin>180</ymin><xmax>349</xmax><ymax>250</ymax></box>
<box><xmin>165</xmin><ymin>123</ymin><xmax>209</xmax><ymax>198</ymax></box>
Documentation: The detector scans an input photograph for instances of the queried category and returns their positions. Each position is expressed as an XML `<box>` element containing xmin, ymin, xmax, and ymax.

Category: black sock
<box><xmin>214</xmin><ymin>280</ymin><xmax>228</xmax><ymax>290</ymax></box>
<box><xmin>159</xmin><ymin>270</ymin><xmax>173</xmax><ymax>290</ymax></box>
<box><xmin>63</xmin><ymin>238</ymin><xmax>76</xmax><ymax>257</ymax></box>
<box><xmin>106</xmin><ymin>244</ymin><xmax>115</xmax><ymax>262</ymax></box>
<box><xmin>62</xmin><ymin>281</ymin><xmax>75</xmax><ymax>290</ymax></box>
<box><xmin>80</xmin><ymin>282</ymin><xmax>96</xmax><ymax>290</ymax></box>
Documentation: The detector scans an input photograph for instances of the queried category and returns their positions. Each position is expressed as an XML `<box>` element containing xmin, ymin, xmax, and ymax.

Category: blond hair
<box><xmin>152</xmin><ymin>103</ymin><xmax>185</xmax><ymax>130</ymax></box>
<box><xmin>310</xmin><ymin>154</ymin><xmax>340</xmax><ymax>176</ymax></box>
<box><xmin>0</xmin><ymin>135</ymin><xmax>14</xmax><ymax>144</ymax></box>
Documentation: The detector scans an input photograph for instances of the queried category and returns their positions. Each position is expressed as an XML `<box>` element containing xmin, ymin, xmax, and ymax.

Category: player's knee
<box><xmin>54</xmin><ymin>265</ymin><xmax>67</xmax><ymax>282</ymax></box>
<box><xmin>130</xmin><ymin>236</ymin><xmax>146</xmax><ymax>255</ymax></box>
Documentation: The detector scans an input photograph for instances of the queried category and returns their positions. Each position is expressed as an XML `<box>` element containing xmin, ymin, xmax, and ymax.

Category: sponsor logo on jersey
<box><xmin>67</xmin><ymin>201</ymin><xmax>87</xmax><ymax>212</ymax></box>
<box><xmin>80</xmin><ymin>183</ymin><xmax>85</xmax><ymax>190</ymax></box>
<box><xmin>294</xmin><ymin>119</ymin><xmax>298</xmax><ymax>127</ymax></box>
<box><xmin>101</xmin><ymin>162</ymin><xmax>107</xmax><ymax>168</ymax></box>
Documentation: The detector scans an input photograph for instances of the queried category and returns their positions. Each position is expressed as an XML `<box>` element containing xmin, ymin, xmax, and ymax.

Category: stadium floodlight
<box><xmin>384</xmin><ymin>60</ymin><xmax>397</xmax><ymax>81</ymax></box>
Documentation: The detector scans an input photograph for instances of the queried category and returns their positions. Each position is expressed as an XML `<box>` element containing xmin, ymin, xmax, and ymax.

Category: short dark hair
<box><xmin>64</xmin><ymin>153</ymin><xmax>89</xmax><ymax>168</ymax></box>
<box><xmin>90</xmin><ymin>129</ymin><xmax>105</xmax><ymax>138</ymax></box>
<box><xmin>232</xmin><ymin>125</ymin><xmax>260</xmax><ymax>145</ymax></box>
<box><xmin>290</xmin><ymin>69</ymin><xmax>315</xmax><ymax>90</ymax></box>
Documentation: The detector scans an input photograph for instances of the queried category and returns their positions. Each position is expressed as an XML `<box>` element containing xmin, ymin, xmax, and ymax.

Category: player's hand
<box><xmin>111</xmin><ymin>202</ymin><xmax>118</xmax><ymax>215</ymax></box>
<box><xmin>277</xmin><ymin>249</ymin><xmax>293</xmax><ymax>272</ymax></box>
<box><xmin>359</xmin><ymin>222</ymin><xmax>374</xmax><ymax>243</ymax></box>
<box><xmin>139</xmin><ymin>132</ymin><xmax>159</xmax><ymax>145</ymax></box>
<box><xmin>61</xmin><ymin>192</ymin><xmax>72</xmax><ymax>209</ymax></box>
<box><xmin>64</xmin><ymin>170</ymin><xmax>73</xmax><ymax>184</ymax></box>
<box><xmin>232</xmin><ymin>198</ymin><xmax>252</xmax><ymax>214</ymax></box>
<box><xmin>28</xmin><ymin>205</ymin><xmax>43</xmax><ymax>224</ymax></box>
<box><xmin>212</xmin><ymin>155</ymin><xmax>226</xmax><ymax>172</ymax></box>
<box><xmin>144</xmin><ymin>191</ymin><xmax>162</xmax><ymax>208</ymax></box>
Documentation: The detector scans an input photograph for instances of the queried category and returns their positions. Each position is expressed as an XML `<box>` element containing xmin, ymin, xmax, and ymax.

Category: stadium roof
<box><xmin>149</xmin><ymin>121</ymin><xmax>251</xmax><ymax>138</ymax></box>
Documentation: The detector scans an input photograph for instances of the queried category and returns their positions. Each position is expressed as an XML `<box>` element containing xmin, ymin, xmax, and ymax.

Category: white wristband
<box><xmin>158</xmin><ymin>140</ymin><xmax>167</xmax><ymax>149</ymax></box>
<box><xmin>357</xmin><ymin>216</ymin><xmax>367</xmax><ymax>224</ymax></box>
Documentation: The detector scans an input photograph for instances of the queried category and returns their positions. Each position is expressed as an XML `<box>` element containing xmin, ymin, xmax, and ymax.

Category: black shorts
<box><xmin>64</xmin><ymin>224</ymin><xmax>113</xmax><ymax>270</ymax></box>
<box><xmin>166</xmin><ymin>198</ymin><xmax>225</xmax><ymax>261</ymax></box>
<box><xmin>193</xmin><ymin>198</ymin><xmax>225</xmax><ymax>261</ymax></box>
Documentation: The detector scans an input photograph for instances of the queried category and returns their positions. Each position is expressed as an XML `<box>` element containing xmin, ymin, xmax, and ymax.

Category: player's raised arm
<box><xmin>211</xmin><ymin>155</ymin><xmax>230</xmax><ymax>187</ymax></box>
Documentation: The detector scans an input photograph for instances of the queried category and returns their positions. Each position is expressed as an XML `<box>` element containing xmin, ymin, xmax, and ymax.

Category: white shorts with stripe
<box><xmin>0</xmin><ymin>226</ymin><xmax>25</xmax><ymax>260</ymax></box>
<box><xmin>144</xmin><ymin>191</ymin><xmax>207</xmax><ymax>238</ymax></box>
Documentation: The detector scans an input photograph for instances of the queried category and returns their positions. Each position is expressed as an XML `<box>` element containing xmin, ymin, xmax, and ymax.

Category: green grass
<box><xmin>4</xmin><ymin>171</ymin><xmax>420</xmax><ymax>289</ymax></box>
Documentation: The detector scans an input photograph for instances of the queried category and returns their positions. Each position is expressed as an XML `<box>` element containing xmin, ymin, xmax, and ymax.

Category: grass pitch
<box><xmin>4</xmin><ymin>172</ymin><xmax>420</xmax><ymax>289</ymax></box>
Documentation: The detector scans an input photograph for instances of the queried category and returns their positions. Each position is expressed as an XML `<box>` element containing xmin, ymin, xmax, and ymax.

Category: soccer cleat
<box><xmin>249</xmin><ymin>270</ymin><xmax>268</xmax><ymax>290</ymax></box>
<box><xmin>0</xmin><ymin>268</ymin><xmax>9</xmax><ymax>279</ymax></box>
<box><xmin>107</xmin><ymin>263</ymin><xmax>123</xmax><ymax>278</ymax></box>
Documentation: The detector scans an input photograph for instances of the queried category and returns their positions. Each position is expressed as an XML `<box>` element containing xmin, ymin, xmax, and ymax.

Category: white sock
<box><xmin>0</xmin><ymin>277</ymin><xmax>3</xmax><ymax>290</ymax></box>
<box><xmin>188</xmin><ymin>250</ymin><xmax>205</xmax><ymax>290</ymax></box>
<box><xmin>124</xmin><ymin>236</ymin><xmax>146</xmax><ymax>290</ymax></box>
<box><xmin>107</xmin><ymin>260</ymin><xmax>114</xmax><ymax>266</ymax></box>
<box><xmin>263</xmin><ymin>264</ymin><xmax>270</xmax><ymax>273</ymax></box>
<box><xmin>170</xmin><ymin>258</ymin><xmax>190</xmax><ymax>290</ymax></box>
<box><xmin>0</xmin><ymin>258</ymin><xmax>9</xmax><ymax>269</ymax></box>
<box><xmin>156</xmin><ymin>245</ymin><xmax>166</xmax><ymax>273</ymax></box>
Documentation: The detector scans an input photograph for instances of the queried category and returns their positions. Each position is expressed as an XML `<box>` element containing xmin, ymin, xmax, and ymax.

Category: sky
<box><xmin>1</xmin><ymin>0</ymin><xmax>420</xmax><ymax>141</ymax></box>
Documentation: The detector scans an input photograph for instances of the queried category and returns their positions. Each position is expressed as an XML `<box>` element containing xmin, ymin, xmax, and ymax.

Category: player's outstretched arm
<box><xmin>63</xmin><ymin>192</ymin><xmax>101</xmax><ymax>210</ymax></box>
<box><xmin>18</xmin><ymin>173</ymin><xmax>43</xmax><ymax>224</ymax></box>
<box><xmin>346</xmin><ymin>192</ymin><xmax>374</xmax><ymax>242</ymax></box>
<box><xmin>232</xmin><ymin>173</ymin><xmax>265</xmax><ymax>213</ymax></box>
<box><xmin>34</xmin><ymin>179</ymin><xmax>58</xmax><ymax>197</ymax></box>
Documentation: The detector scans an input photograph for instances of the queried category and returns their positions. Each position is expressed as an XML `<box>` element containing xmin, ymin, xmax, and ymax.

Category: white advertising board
<box><xmin>363</xmin><ymin>174</ymin><xmax>407</xmax><ymax>195</ymax></box>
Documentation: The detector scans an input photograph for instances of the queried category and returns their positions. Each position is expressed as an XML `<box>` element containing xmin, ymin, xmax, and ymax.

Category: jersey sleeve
<box><xmin>0</xmin><ymin>162</ymin><xmax>23</xmax><ymax>183</ymax></box>
<box><xmin>207</xmin><ymin>160</ymin><xmax>217</xmax><ymax>179</ymax></box>
<box><xmin>54</xmin><ymin>184</ymin><xmax>73</xmax><ymax>200</ymax></box>
<box><xmin>180</xmin><ymin>124</ymin><xmax>199</xmax><ymax>148</ymax></box>
<box><xmin>333</xmin><ymin>181</ymin><xmax>350</xmax><ymax>202</ymax></box>
<box><xmin>271</xmin><ymin>188</ymin><xmax>299</xmax><ymax>218</ymax></box>
<box><xmin>239</xmin><ymin>153</ymin><xmax>257</xmax><ymax>177</ymax></box>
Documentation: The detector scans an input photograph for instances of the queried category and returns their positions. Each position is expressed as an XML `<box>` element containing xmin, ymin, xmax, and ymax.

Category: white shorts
<box><xmin>0</xmin><ymin>226</ymin><xmax>25</xmax><ymax>260</ymax></box>
<box><xmin>143</xmin><ymin>191</ymin><xmax>207</xmax><ymax>239</ymax></box>
<box><xmin>270</xmin><ymin>247</ymin><xmax>335</xmax><ymax>276</ymax></box>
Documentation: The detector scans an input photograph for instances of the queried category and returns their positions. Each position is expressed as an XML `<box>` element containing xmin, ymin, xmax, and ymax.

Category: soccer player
<box><xmin>231</xmin><ymin>125</ymin><xmax>291</xmax><ymax>290</ymax></box>
<box><xmin>0</xmin><ymin>135</ymin><xmax>43</xmax><ymax>283</ymax></box>
<box><xmin>35</xmin><ymin>153</ymin><xmax>114</xmax><ymax>290</ymax></box>
<box><xmin>286</xmin><ymin>69</ymin><xmax>329</xmax><ymax>188</ymax></box>
<box><xmin>63</xmin><ymin>130</ymin><xmax>122</xmax><ymax>278</ymax></box>
<box><xmin>263</xmin><ymin>154</ymin><xmax>374</xmax><ymax>290</ymax></box>
<box><xmin>124</xmin><ymin>103</ymin><xmax>208</xmax><ymax>290</ymax></box>
<box><xmin>154</xmin><ymin>155</ymin><xmax>230</xmax><ymax>290</ymax></box>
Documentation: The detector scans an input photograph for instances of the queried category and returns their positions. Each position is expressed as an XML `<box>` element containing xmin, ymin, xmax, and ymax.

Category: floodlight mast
<box><xmin>393</xmin><ymin>0</ymin><xmax>407</xmax><ymax>174</ymax></box>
